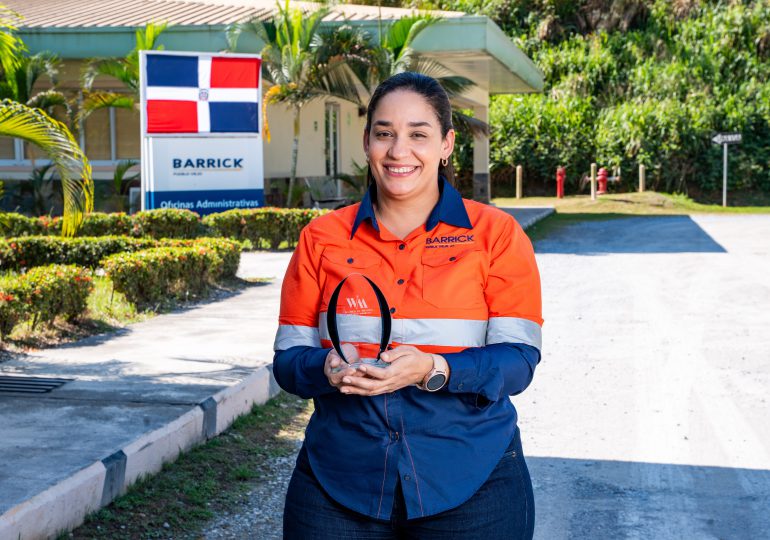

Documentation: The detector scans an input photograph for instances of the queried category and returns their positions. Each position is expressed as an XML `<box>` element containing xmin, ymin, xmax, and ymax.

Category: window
<box><xmin>115</xmin><ymin>108</ymin><xmax>140</xmax><ymax>159</ymax></box>
<box><xmin>0</xmin><ymin>137</ymin><xmax>15</xmax><ymax>160</ymax></box>
<box><xmin>325</xmin><ymin>102</ymin><xmax>340</xmax><ymax>177</ymax></box>
<box><xmin>84</xmin><ymin>108</ymin><xmax>112</xmax><ymax>160</ymax></box>
<box><xmin>82</xmin><ymin>106</ymin><xmax>140</xmax><ymax>161</ymax></box>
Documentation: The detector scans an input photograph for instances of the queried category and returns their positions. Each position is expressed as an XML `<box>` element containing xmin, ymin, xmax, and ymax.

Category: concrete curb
<box><xmin>499</xmin><ymin>206</ymin><xmax>555</xmax><ymax>230</ymax></box>
<box><xmin>0</xmin><ymin>364</ymin><xmax>281</xmax><ymax>540</ymax></box>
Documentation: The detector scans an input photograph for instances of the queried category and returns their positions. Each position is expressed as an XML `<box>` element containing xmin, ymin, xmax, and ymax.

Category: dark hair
<box><xmin>364</xmin><ymin>72</ymin><xmax>455</xmax><ymax>186</ymax></box>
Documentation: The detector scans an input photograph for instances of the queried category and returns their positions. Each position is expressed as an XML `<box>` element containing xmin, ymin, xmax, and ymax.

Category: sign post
<box><xmin>139</xmin><ymin>51</ymin><xmax>264</xmax><ymax>215</ymax></box>
<box><xmin>711</xmin><ymin>132</ymin><xmax>742</xmax><ymax>207</ymax></box>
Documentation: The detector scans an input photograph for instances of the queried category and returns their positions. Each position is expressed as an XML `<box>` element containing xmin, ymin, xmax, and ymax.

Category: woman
<box><xmin>273</xmin><ymin>72</ymin><xmax>542</xmax><ymax>539</ymax></box>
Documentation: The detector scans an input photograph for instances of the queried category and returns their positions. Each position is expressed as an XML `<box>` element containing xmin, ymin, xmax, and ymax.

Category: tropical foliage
<box><xmin>80</xmin><ymin>22</ymin><xmax>167</xmax><ymax>120</ymax></box>
<box><xmin>0</xmin><ymin>5</ymin><xmax>93</xmax><ymax>234</ymax></box>
<box><xmin>422</xmin><ymin>0</ymin><xmax>770</xmax><ymax>196</ymax></box>
<box><xmin>227</xmin><ymin>1</ymin><xmax>360</xmax><ymax>207</ymax></box>
<box><xmin>0</xmin><ymin>99</ymin><xmax>93</xmax><ymax>234</ymax></box>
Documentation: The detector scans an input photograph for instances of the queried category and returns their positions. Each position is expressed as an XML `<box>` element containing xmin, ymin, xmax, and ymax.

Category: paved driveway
<box><xmin>522</xmin><ymin>214</ymin><xmax>770</xmax><ymax>539</ymax></box>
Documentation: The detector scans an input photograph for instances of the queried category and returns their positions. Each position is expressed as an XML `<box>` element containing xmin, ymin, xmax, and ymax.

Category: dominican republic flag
<box><xmin>143</xmin><ymin>52</ymin><xmax>261</xmax><ymax>134</ymax></box>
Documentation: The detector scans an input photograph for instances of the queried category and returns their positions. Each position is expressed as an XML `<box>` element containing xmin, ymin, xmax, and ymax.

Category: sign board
<box><xmin>712</xmin><ymin>132</ymin><xmax>742</xmax><ymax>145</ymax></box>
<box><xmin>139</xmin><ymin>50</ymin><xmax>264</xmax><ymax>215</ymax></box>
<box><xmin>144</xmin><ymin>137</ymin><xmax>263</xmax><ymax>212</ymax></box>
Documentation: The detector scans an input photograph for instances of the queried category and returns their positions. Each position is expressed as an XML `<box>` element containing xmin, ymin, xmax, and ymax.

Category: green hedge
<box><xmin>133</xmin><ymin>209</ymin><xmax>202</xmax><ymax>239</ymax></box>
<box><xmin>201</xmin><ymin>208</ymin><xmax>327</xmax><ymax>249</ymax></box>
<box><xmin>157</xmin><ymin>238</ymin><xmax>243</xmax><ymax>279</ymax></box>
<box><xmin>102</xmin><ymin>246</ymin><xmax>226</xmax><ymax>307</ymax></box>
<box><xmin>0</xmin><ymin>265</ymin><xmax>93</xmax><ymax>339</ymax></box>
<box><xmin>0</xmin><ymin>236</ymin><xmax>242</xmax><ymax>272</ymax></box>
<box><xmin>0</xmin><ymin>236</ymin><xmax>158</xmax><ymax>270</ymax></box>
<box><xmin>0</xmin><ymin>208</ymin><xmax>327</xmax><ymax>246</ymax></box>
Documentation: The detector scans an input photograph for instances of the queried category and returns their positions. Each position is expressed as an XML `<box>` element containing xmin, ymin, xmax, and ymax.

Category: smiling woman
<box><xmin>273</xmin><ymin>72</ymin><xmax>543</xmax><ymax>540</ymax></box>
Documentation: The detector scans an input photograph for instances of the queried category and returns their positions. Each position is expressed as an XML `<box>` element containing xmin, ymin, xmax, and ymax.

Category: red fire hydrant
<box><xmin>556</xmin><ymin>167</ymin><xmax>566</xmax><ymax>199</ymax></box>
<box><xmin>597</xmin><ymin>167</ymin><xmax>608</xmax><ymax>195</ymax></box>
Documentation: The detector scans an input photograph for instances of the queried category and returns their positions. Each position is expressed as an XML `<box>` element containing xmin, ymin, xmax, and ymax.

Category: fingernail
<box><xmin>342</xmin><ymin>377</ymin><xmax>351</xmax><ymax>383</ymax></box>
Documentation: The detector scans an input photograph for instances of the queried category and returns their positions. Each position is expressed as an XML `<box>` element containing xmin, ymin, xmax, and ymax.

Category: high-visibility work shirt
<box><xmin>273</xmin><ymin>178</ymin><xmax>542</xmax><ymax>520</ymax></box>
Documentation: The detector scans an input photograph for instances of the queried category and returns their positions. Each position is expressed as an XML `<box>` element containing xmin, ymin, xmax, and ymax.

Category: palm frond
<box><xmin>24</xmin><ymin>52</ymin><xmax>59</xmax><ymax>93</ymax></box>
<box><xmin>452</xmin><ymin>110</ymin><xmax>489</xmax><ymax>138</ymax></box>
<box><xmin>26</xmin><ymin>89</ymin><xmax>71</xmax><ymax>117</ymax></box>
<box><xmin>113</xmin><ymin>159</ymin><xmax>139</xmax><ymax>194</ymax></box>
<box><xmin>78</xmin><ymin>91</ymin><xmax>135</xmax><ymax>123</ymax></box>
<box><xmin>0</xmin><ymin>6</ymin><xmax>25</xmax><ymax>99</ymax></box>
<box><xmin>0</xmin><ymin>99</ymin><xmax>93</xmax><ymax>235</ymax></box>
<box><xmin>82</xmin><ymin>58</ymin><xmax>134</xmax><ymax>91</ymax></box>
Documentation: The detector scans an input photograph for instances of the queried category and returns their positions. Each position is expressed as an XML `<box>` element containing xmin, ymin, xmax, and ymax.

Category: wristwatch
<box><xmin>419</xmin><ymin>354</ymin><xmax>449</xmax><ymax>392</ymax></box>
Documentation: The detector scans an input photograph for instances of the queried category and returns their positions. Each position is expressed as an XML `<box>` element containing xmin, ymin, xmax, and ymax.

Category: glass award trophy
<box><xmin>327</xmin><ymin>273</ymin><xmax>391</xmax><ymax>372</ymax></box>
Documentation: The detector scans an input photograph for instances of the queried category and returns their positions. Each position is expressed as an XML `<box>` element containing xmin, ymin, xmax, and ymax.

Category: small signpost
<box><xmin>711</xmin><ymin>132</ymin><xmax>742</xmax><ymax>207</ymax></box>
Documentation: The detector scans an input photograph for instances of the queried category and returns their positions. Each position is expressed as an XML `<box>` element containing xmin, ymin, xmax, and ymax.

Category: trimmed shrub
<box><xmin>0</xmin><ymin>265</ymin><xmax>93</xmax><ymax>338</ymax></box>
<box><xmin>202</xmin><ymin>208</ymin><xmax>327</xmax><ymax>249</ymax></box>
<box><xmin>133</xmin><ymin>208</ymin><xmax>202</xmax><ymax>239</ymax></box>
<box><xmin>24</xmin><ymin>265</ymin><xmax>94</xmax><ymax>326</ymax></box>
<box><xmin>41</xmin><ymin>213</ymin><xmax>136</xmax><ymax>237</ymax></box>
<box><xmin>0</xmin><ymin>213</ymin><xmax>44</xmax><ymax>237</ymax></box>
<box><xmin>159</xmin><ymin>238</ymin><xmax>243</xmax><ymax>279</ymax></box>
<box><xmin>0</xmin><ymin>275</ymin><xmax>29</xmax><ymax>339</ymax></box>
<box><xmin>0</xmin><ymin>236</ymin><xmax>157</xmax><ymax>270</ymax></box>
<box><xmin>102</xmin><ymin>246</ymin><xmax>224</xmax><ymax>307</ymax></box>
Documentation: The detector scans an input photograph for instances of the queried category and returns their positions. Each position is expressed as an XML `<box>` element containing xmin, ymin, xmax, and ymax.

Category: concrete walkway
<box><xmin>0</xmin><ymin>254</ymin><xmax>292</xmax><ymax>540</ymax></box>
<box><xmin>0</xmin><ymin>208</ymin><xmax>553</xmax><ymax>540</ymax></box>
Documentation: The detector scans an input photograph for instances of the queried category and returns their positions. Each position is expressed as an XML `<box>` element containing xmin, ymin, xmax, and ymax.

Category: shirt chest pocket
<box><xmin>421</xmin><ymin>248</ymin><xmax>486</xmax><ymax>309</ymax></box>
<box><xmin>320</xmin><ymin>247</ymin><xmax>383</xmax><ymax>307</ymax></box>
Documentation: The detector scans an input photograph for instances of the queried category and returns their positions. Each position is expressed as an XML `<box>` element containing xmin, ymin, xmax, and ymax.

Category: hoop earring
<box><xmin>441</xmin><ymin>158</ymin><xmax>448</xmax><ymax>167</ymax></box>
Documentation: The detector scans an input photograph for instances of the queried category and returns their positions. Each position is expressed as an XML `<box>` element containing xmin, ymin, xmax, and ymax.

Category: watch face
<box><xmin>426</xmin><ymin>373</ymin><xmax>447</xmax><ymax>391</ymax></box>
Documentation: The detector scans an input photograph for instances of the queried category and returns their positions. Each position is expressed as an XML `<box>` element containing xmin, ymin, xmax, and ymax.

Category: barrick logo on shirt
<box><xmin>425</xmin><ymin>234</ymin><xmax>474</xmax><ymax>247</ymax></box>
<box><xmin>172</xmin><ymin>158</ymin><xmax>244</xmax><ymax>169</ymax></box>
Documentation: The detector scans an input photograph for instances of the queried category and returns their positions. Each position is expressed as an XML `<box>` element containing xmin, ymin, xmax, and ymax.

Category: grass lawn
<box><xmin>492</xmin><ymin>191</ymin><xmax>770</xmax><ymax>242</ymax></box>
<box><xmin>67</xmin><ymin>392</ymin><xmax>311</xmax><ymax>540</ymax></box>
<box><xmin>494</xmin><ymin>191</ymin><xmax>770</xmax><ymax>215</ymax></box>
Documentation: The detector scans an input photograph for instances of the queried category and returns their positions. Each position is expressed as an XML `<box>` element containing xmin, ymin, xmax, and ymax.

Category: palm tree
<box><xmin>80</xmin><ymin>22</ymin><xmax>167</xmax><ymax>120</ymax></box>
<box><xmin>356</xmin><ymin>15</ymin><xmax>488</xmax><ymax>137</ymax></box>
<box><xmin>226</xmin><ymin>1</ymin><xmax>360</xmax><ymax>207</ymax></box>
<box><xmin>0</xmin><ymin>99</ymin><xmax>93</xmax><ymax>235</ymax></box>
<box><xmin>1</xmin><ymin>4</ymin><xmax>92</xmax><ymax>235</ymax></box>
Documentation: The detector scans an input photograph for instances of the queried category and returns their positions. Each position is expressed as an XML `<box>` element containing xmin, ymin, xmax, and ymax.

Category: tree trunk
<box><xmin>286</xmin><ymin>105</ymin><xmax>301</xmax><ymax>207</ymax></box>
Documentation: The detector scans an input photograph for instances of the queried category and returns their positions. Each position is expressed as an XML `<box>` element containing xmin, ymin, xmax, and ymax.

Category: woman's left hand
<box><xmin>338</xmin><ymin>345</ymin><xmax>434</xmax><ymax>396</ymax></box>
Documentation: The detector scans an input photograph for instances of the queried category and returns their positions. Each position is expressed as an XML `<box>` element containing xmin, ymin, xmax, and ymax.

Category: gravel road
<box><xmin>205</xmin><ymin>214</ymin><xmax>770</xmax><ymax>539</ymax></box>
<box><xmin>524</xmin><ymin>214</ymin><xmax>770</xmax><ymax>539</ymax></box>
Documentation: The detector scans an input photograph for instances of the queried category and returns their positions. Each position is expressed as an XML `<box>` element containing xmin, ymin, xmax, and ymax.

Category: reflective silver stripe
<box><xmin>274</xmin><ymin>325</ymin><xmax>321</xmax><ymax>351</ymax></box>
<box><xmin>318</xmin><ymin>313</ymin><xmax>383</xmax><ymax>344</ymax></box>
<box><xmin>395</xmin><ymin>318</ymin><xmax>486</xmax><ymax>348</ymax></box>
<box><xmin>486</xmin><ymin>317</ymin><xmax>542</xmax><ymax>350</ymax></box>
<box><xmin>318</xmin><ymin>314</ymin><xmax>487</xmax><ymax>348</ymax></box>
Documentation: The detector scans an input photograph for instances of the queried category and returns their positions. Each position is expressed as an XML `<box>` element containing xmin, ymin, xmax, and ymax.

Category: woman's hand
<box><xmin>338</xmin><ymin>345</ymin><xmax>436</xmax><ymax>396</ymax></box>
<box><xmin>324</xmin><ymin>344</ymin><xmax>368</xmax><ymax>390</ymax></box>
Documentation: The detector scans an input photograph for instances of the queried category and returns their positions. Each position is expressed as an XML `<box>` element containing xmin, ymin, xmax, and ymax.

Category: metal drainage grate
<box><xmin>0</xmin><ymin>375</ymin><xmax>72</xmax><ymax>394</ymax></box>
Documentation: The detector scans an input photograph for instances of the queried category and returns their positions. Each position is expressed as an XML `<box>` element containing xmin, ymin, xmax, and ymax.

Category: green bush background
<box><xmin>427</xmin><ymin>0</ymin><xmax>770</xmax><ymax>196</ymax></box>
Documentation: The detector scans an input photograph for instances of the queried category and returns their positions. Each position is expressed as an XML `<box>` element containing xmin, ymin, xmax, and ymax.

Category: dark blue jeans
<box><xmin>283</xmin><ymin>430</ymin><xmax>535</xmax><ymax>539</ymax></box>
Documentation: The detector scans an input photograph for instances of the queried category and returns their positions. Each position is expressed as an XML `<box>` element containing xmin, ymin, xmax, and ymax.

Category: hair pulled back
<box><xmin>364</xmin><ymin>72</ymin><xmax>455</xmax><ymax>186</ymax></box>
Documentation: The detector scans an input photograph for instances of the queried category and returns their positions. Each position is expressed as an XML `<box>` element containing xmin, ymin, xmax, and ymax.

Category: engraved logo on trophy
<box><xmin>328</xmin><ymin>273</ymin><xmax>391</xmax><ymax>372</ymax></box>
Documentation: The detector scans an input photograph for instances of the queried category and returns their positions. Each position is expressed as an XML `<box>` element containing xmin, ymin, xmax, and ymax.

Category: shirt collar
<box><xmin>350</xmin><ymin>176</ymin><xmax>472</xmax><ymax>239</ymax></box>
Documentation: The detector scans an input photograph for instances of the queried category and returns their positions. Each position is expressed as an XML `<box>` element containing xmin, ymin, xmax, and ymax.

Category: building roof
<box><xmin>7</xmin><ymin>0</ymin><xmax>543</xmax><ymax>95</ymax></box>
<box><xmin>5</xmin><ymin>0</ymin><xmax>462</xmax><ymax>28</ymax></box>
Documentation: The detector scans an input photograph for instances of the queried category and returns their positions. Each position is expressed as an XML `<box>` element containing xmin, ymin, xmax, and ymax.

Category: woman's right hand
<box><xmin>324</xmin><ymin>344</ymin><xmax>366</xmax><ymax>390</ymax></box>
